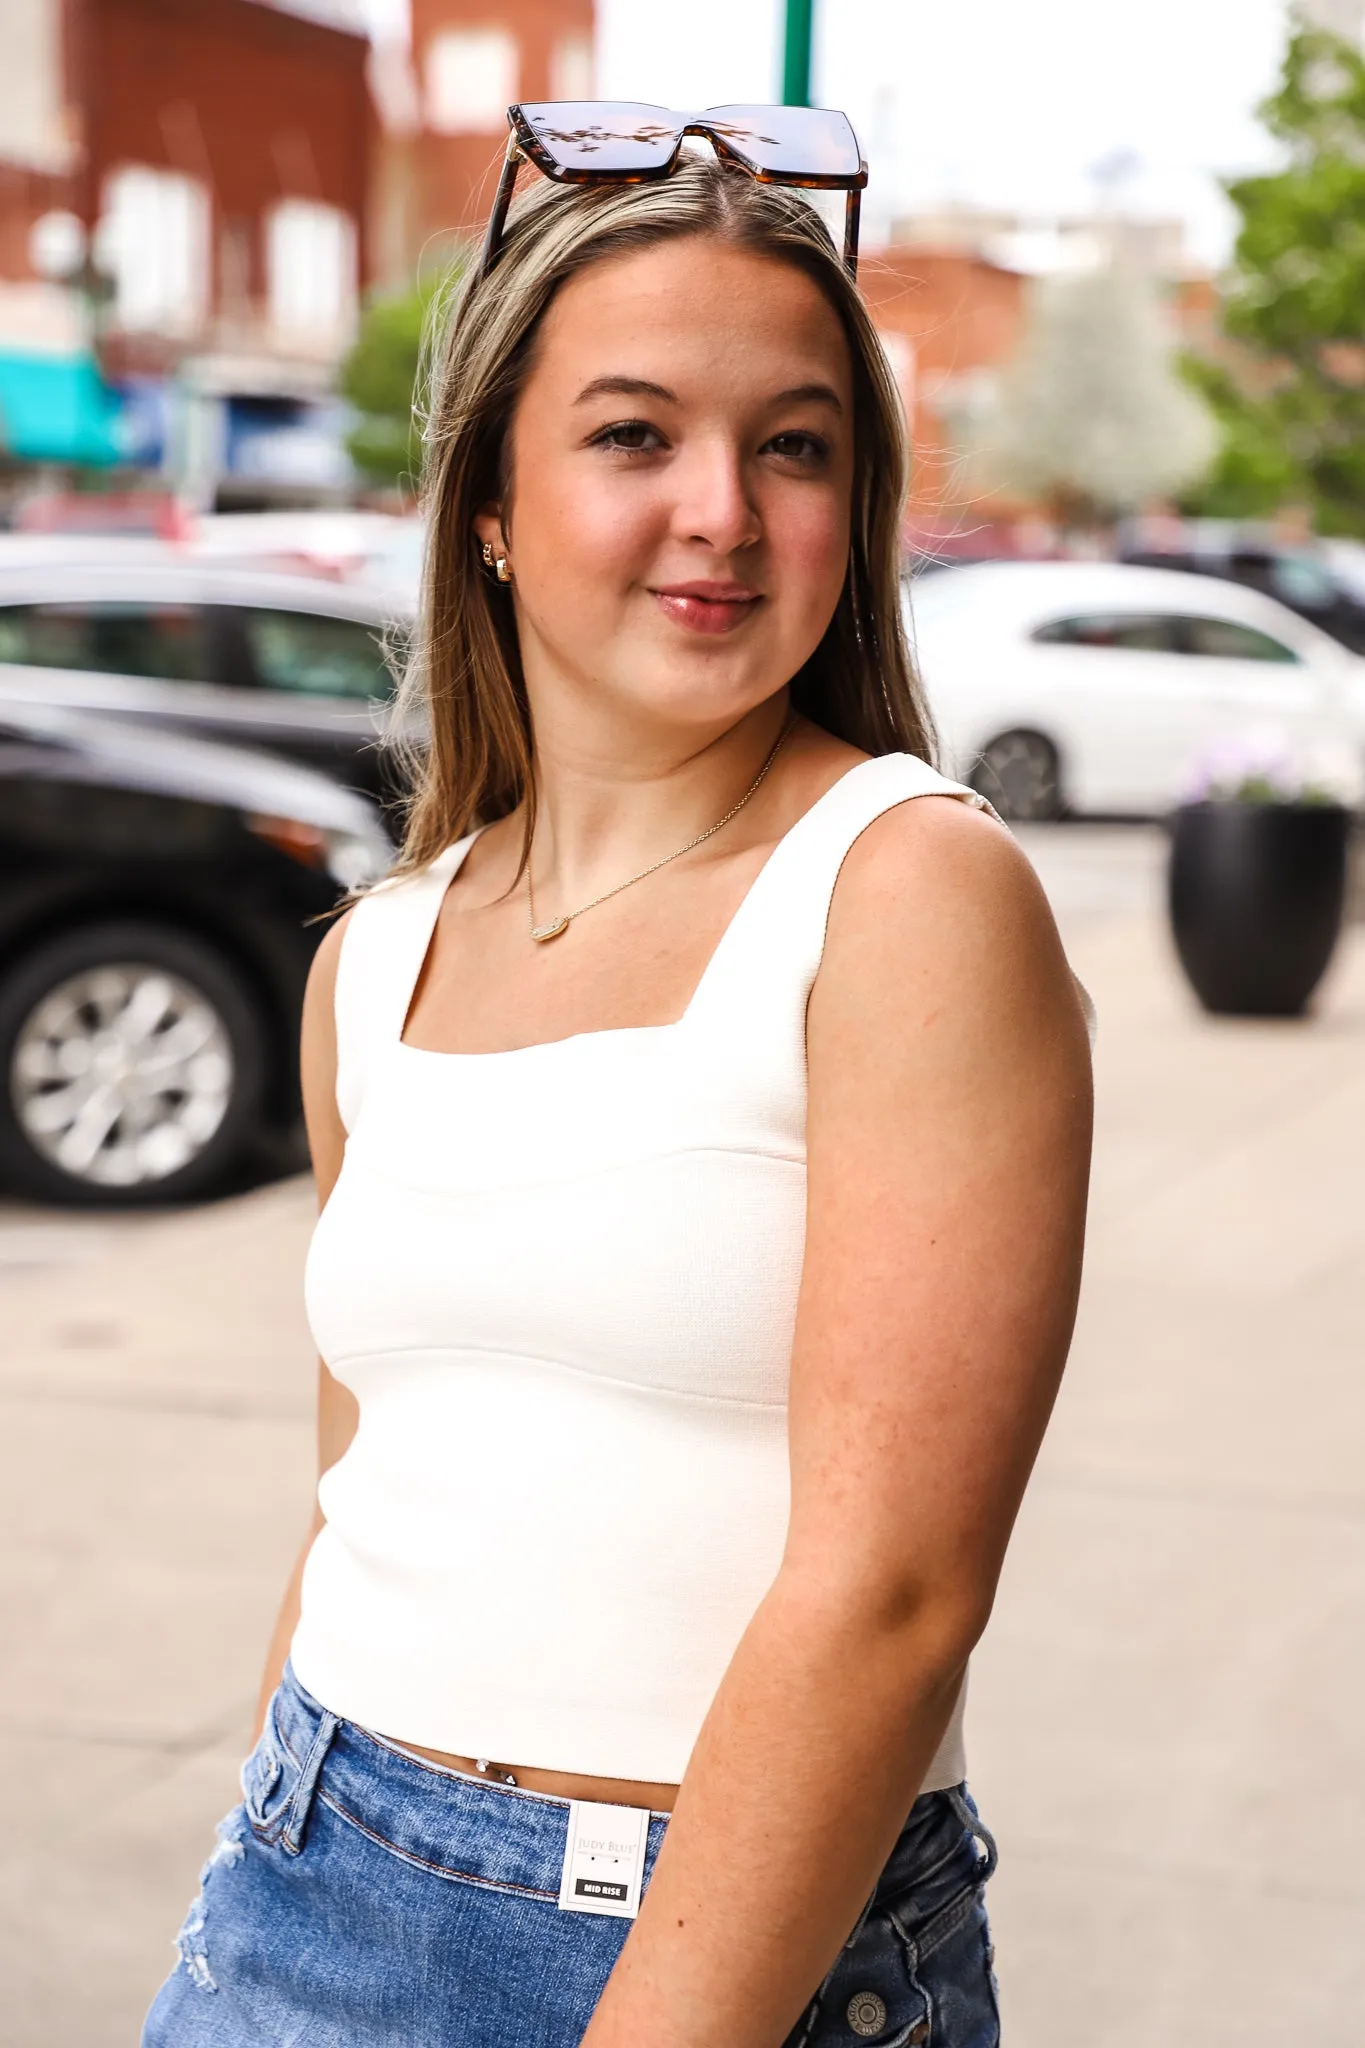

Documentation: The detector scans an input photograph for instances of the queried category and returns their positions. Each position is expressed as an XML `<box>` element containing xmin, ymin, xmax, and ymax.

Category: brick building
<box><xmin>0</xmin><ymin>0</ymin><xmax>372</xmax><ymax>502</ymax></box>
<box><xmin>370</xmin><ymin>0</ymin><xmax>595</xmax><ymax>284</ymax></box>
<box><xmin>862</xmin><ymin>246</ymin><xmax>1028</xmax><ymax>537</ymax></box>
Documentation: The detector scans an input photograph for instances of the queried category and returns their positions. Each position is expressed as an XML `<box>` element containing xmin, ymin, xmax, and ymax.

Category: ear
<box><xmin>473</xmin><ymin>501</ymin><xmax>508</xmax><ymax>563</ymax></box>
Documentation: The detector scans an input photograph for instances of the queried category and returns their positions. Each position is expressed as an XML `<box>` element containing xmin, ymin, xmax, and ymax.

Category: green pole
<box><xmin>782</xmin><ymin>0</ymin><xmax>814</xmax><ymax>105</ymax></box>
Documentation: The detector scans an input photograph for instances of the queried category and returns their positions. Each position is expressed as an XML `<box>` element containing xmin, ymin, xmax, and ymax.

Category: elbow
<box><xmin>919</xmin><ymin>1586</ymin><xmax>994</xmax><ymax>1685</ymax></box>
<box><xmin>772</xmin><ymin>1558</ymin><xmax>996</xmax><ymax>1694</ymax></box>
<box><xmin>881</xmin><ymin>1577</ymin><xmax>992</xmax><ymax>1693</ymax></box>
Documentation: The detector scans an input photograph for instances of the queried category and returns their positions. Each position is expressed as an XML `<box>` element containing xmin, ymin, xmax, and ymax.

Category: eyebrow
<box><xmin>573</xmin><ymin>376</ymin><xmax>845</xmax><ymax>413</ymax></box>
<box><xmin>574</xmin><ymin>377</ymin><xmax>676</xmax><ymax>406</ymax></box>
<box><xmin>772</xmin><ymin>383</ymin><xmax>844</xmax><ymax>412</ymax></box>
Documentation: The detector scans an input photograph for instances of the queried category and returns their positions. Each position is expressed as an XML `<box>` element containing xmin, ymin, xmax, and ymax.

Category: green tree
<box><xmin>1185</xmin><ymin>22</ymin><xmax>1365</xmax><ymax>532</ymax></box>
<box><xmin>340</xmin><ymin>268</ymin><xmax>460</xmax><ymax>490</ymax></box>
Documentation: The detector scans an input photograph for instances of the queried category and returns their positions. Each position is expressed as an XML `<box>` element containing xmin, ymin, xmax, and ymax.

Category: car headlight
<box><xmin>247</xmin><ymin>812</ymin><xmax>393</xmax><ymax>891</ymax></box>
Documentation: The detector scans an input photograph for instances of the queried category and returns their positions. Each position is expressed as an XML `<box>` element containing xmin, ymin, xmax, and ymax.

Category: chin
<box><xmin>626</xmin><ymin>668</ymin><xmax>783</xmax><ymax>734</ymax></box>
<box><xmin>615</xmin><ymin>637</ymin><xmax>791</xmax><ymax>724</ymax></box>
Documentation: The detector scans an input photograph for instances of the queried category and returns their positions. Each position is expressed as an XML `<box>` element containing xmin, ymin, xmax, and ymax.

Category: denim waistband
<box><xmin>259</xmin><ymin>1663</ymin><xmax>670</xmax><ymax>1899</ymax></box>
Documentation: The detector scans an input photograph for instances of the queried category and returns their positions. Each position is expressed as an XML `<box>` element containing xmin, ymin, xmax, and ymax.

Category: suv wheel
<box><xmin>0</xmin><ymin>922</ymin><xmax>268</xmax><ymax>1206</ymax></box>
<box><xmin>970</xmin><ymin>730</ymin><xmax>1064</xmax><ymax>823</ymax></box>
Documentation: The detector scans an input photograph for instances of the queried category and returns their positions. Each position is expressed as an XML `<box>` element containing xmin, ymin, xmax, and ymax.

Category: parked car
<box><xmin>1118</xmin><ymin>538</ymin><xmax>1365</xmax><ymax>656</ymax></box>
<box><xmin>0</xmin><ymin>700</ymin><xmax>391</xmax><ymax>1205</ymax></box>
<box><xmin>907</xmin><ymin>561</ymin><xmax>1362</xmax><ymax>821</ymax></box>
<box><xmin>190</xmin><ymin>510</ymin><xmax>424</xmax><ymax>609</ymax></box>
<box><xmin>0</xmin><ymin>557</ymin><xmax>417</xmax><ymax>804</ymax></box>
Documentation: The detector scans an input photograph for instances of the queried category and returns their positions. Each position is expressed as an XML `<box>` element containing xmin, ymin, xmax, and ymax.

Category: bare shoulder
<box><xmin>815</xmin><ymin>795</ymin><xmax>1089</xmax><ymax>1059</ymax></box>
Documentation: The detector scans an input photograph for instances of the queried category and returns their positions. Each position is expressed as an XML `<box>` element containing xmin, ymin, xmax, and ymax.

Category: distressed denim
<box><xmin>143</xmin><ymin>1663</ymin><xmax>1000</xmax><ymax>2047</ymax></box>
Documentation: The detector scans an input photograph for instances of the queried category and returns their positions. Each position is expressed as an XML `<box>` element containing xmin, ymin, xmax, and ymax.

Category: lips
<box><xmin>650</xmin><ymin>582</ymin><xmax>762</xmax><ymax>635</ymax></box>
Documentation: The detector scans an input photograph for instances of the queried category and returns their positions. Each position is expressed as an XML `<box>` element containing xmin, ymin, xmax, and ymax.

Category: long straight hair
<box><xmin>389</xmin><ymin>153</ymin><xmax>935</xmax><ymax>876</ymax></box>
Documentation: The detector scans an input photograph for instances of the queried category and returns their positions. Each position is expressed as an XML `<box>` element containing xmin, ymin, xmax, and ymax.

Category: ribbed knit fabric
<box><xmin>294</xmin><ymin>754</ymin><xmax>998</xmax><ymax>1785</ymax></box>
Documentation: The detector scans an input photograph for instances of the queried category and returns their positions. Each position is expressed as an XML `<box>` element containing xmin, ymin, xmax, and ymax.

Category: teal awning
<box><xmin>0</xmin><ymin>349</ymin><xmax>121</xmax><ymax>467</ymax></box>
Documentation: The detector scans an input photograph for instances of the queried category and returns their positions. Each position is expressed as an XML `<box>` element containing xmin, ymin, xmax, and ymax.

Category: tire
<box><xmin>0</xmin><ymin>921</ymin><xmax>269</xmax><ymax>1207</ymax></box>
<box><xmin>969</xmin><ymin>730</ymin><xmax>1064</xmax><ymax>823</ymax></box>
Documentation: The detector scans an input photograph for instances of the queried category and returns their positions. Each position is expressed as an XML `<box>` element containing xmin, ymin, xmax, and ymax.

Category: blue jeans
<box><xmin>144</xmin><ymin>1664</ymin><xmax>1000</xmax><ymax>2047</ymax></box>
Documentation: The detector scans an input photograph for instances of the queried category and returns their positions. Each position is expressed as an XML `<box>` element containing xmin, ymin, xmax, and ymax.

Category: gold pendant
<box><xmin>530</xmin><ymin>916</ymin><xmax>570</xmax><ymax>943</ymax></box>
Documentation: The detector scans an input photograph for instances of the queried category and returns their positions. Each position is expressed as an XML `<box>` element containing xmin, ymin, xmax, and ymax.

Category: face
<box><xmin>475</xmin><ymin>235</ymin><xmax>856</xmax><ymax>745</ymax></box>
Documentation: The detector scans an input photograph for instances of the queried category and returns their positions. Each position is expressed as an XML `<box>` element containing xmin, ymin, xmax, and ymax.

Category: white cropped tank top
<box><xmin>294</xmin><ymin>754</ymin><xmax>995</xmax><ymax>1787</ymax></box>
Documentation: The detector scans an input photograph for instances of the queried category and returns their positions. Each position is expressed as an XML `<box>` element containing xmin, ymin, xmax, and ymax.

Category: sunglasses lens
<box><xmin>701</xmin><ymin>105</ymin><xmax>863</xmax><ymax>180</ymax></box>
<box><xmin>517</xmin><ymin>102</ymin><xmax>680</xmax><ymax>174</ymax></box>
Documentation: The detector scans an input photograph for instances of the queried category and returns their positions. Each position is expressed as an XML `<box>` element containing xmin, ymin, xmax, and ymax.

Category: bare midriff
<box><xmin>399</xmin><ymin>1740</ymin><xmax>679</xmax><ymax>1813</ymax></box>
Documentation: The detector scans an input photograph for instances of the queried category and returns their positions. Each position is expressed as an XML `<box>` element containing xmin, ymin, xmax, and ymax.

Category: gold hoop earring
<box><xmin>495</xmin><ymin>555</ymin><xmax>513</xmax><ymax>584</ymax></box>
<box><xmin>480</xmin><ymin>540</ymin><xmax>495</xmax><ymax>569</ymax></box>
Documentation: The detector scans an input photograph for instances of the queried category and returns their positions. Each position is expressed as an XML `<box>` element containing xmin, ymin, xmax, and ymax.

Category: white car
<box><xmin>0</xmin><ymin>554</ymin><xmax>414</xmax><ymax>801</ymax></box>
<box><xmin>906</xmin><ymin>561</ymin><xmax>1363</xmax><ymax>819</ymax></box>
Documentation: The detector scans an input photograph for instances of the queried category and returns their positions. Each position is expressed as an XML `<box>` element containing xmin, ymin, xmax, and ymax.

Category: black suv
<box><xmin>1118</xmin><ymin>542</ymin><xmax>1365</xmax><ymax>655</ymax></box>
<box><xmin>0</xmin><ymin>699</ymin><xmax>391</xmax><ymax>1205</ymax></box>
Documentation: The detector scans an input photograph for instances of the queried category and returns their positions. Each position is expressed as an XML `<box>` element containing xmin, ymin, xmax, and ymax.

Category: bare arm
<box><xmin>582</xmin><ymin>798</ymin><xmax>1093</xmax><ymax>2048</ymax></box>
<box><xmin>252</xmin><ymin>912</ymin><xmax>360</xmax><ymax>1740</ymax></box>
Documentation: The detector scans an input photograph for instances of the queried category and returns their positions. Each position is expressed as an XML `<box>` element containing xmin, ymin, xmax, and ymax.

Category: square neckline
<box><xmin>395</xmin><ymin>753</ymin><xmax>885</xmax><ymax>1062</ymax></box>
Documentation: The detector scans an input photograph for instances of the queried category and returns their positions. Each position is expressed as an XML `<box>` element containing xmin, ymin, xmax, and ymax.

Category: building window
<box><xmin>266</xmin><ymin>200</ymin><xmax>358</xmax><ymax>345</ymax></box>
<box><xmin>98</xmin><ymin>167</ymin><xmax>210</xmax><ymax>334</ymax></box>
<box><xmin>425</xmin><ymin>27</ymin><xmax>518</xmax><ymax>135</ymax></box>
<box><xmin>550</xmin><ymin>32</ymin><xmax>594</xmax><ymax>101</ymax></box>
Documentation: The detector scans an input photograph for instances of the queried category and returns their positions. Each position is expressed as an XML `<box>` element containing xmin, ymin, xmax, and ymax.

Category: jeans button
<box><xmin>846</xmin><ymin>1991</ymin><xmax>888</xmax><ymax>2037</ymax></box>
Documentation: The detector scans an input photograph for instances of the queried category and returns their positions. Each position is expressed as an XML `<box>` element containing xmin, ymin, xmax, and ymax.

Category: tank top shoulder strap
<box><xmin>684</xmin><ymin>753</ymin><xmax>995</xmax><ymax>1031</ymax></box>
<box><xmin>334</xmin><ymin>835</ymin><xmax>475</xmax><ymax>1132</ymax></box>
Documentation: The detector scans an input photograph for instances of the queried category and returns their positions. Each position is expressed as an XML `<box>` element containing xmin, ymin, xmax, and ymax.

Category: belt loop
<box><xmin>946</xmin><ymin>1786</ymin><xmax>998</xmax><ymax>1884</ymax></box>
<box><xmin>281</xmin><ymin>1710</ymin><xmax>339</xmax><ymax>1856</ymax></box>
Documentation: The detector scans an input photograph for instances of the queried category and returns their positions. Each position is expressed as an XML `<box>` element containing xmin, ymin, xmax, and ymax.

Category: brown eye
<box><xmin>592</xmin><ymin>420</ymin><xmax>665</xmax><ymax>455</ymax></box>
<box><xmin>766</xmin><ymin>432</ymin><xmax>828</xmax><ymax>466</ymax></box>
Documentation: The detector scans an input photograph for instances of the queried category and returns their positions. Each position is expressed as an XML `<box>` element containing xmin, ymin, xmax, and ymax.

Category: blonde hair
<box><xmin>389</xmin><ymin>153</ymin><xmax>935</xmax><ymax>875</ymax></box>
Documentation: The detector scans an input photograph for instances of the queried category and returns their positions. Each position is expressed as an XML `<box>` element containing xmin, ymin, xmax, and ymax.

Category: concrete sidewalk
<box><xmin>2</xmin><ymin>836</ymin><xmax>1362</xmax><ymax>2044</ymax></box>
<box><xmin>974</xmin><ymin>905</ymin><xmax>1365</xmax><ymax>2044</ymax></box>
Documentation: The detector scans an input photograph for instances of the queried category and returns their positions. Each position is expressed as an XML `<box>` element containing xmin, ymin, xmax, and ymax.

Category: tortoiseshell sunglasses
<box><xmin>478</xmin><ymin>101</ymin><xmax>869</xmax><ymax>281</ymax></box>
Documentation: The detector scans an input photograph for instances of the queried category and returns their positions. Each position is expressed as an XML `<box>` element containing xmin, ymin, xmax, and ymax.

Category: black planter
<box><xmin>1169</xmin><ymin>801</ymin><xmax>1350</xmax><ymax>1017</ymax></box>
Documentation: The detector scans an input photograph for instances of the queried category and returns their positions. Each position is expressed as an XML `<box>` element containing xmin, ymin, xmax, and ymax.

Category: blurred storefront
<box><xmin>0</xmin><ymin>0</ymin><xmax>371</xmax><ymax>512</ymax></box>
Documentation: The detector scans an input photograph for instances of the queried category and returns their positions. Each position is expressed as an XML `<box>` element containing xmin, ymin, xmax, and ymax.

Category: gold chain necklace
<box><xmin>527</xmin><ymin>720</ymin><xmax>794</xmax><ymax>943</ymax></box>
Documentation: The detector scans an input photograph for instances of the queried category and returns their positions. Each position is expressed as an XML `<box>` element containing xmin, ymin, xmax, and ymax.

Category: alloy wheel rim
<box><xmin>983</xmin><ymin>735</ymin><xmax>1058</xmax><ymax>820</ymax></box>
<box><xmin>10</xmin><ymin>964</ymin><xmax>234</xmax><ymax>1187</ymax></box>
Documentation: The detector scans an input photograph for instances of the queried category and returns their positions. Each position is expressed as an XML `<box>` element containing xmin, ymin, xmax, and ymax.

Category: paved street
<box><xmin>3</xmin><ymin>824</ymin><xmax>1363</xmax><ymax>2046</ymax></box>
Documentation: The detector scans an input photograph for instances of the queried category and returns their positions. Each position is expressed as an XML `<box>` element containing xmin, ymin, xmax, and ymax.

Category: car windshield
<box><xmin>1266</xmin><ymin>555</ymin><xmax>1338</xmax><ymax>611</ymax></box>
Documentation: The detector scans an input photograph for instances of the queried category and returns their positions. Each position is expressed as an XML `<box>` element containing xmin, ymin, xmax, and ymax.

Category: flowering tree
<box><xmin>978</xmin><ymin>259</ymin><xmax>1216</xmax><ymax>527</ymax></box>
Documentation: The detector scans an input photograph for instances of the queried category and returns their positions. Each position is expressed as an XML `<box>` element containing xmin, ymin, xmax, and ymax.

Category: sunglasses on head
<box><xmin>478</xmin><ymin>101</ymin><xmax>869</xmax><ymax>282</ymax></box>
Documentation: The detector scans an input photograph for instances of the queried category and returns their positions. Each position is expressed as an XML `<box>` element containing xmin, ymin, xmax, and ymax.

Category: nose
<box><xmin>670</xmin><ymin>437</ymin><xmax>762</xmax><ymax>556</ymax></box>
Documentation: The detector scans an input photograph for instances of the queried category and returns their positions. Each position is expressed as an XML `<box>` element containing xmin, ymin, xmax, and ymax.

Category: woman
<box><xmin>146</xmin><ymin>123</ymin><xmax>1092</xmax><ymax>2048</ymax></box>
